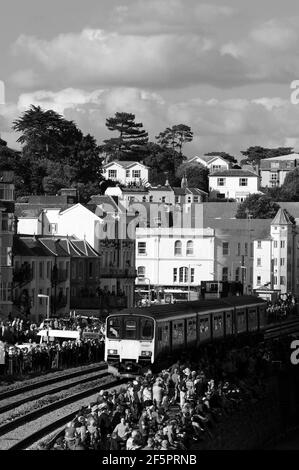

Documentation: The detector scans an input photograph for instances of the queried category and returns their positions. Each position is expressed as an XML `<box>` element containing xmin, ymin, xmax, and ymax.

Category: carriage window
<box><xmin>107</xmin><ymin>318</ymin><xmax>121</xmax><ymax>338</ymax></box>
<box><xmin>141</xmin><ymin>318</ymin><xmax>154</xmax><ymax>340</ymax></box>
<box><xmin>124</xmin><ymin>320</ymin><xmax>137</xmax><ymax>339</ymax></box>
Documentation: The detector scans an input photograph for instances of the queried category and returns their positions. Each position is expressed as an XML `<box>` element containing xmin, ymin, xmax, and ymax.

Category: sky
<box><xmin>1</xmin><ymin>0</ymin><xmax>299</xmax><ymax>158</ymax></box>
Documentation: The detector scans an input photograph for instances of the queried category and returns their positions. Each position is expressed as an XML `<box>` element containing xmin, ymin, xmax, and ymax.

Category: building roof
<box><xmin>39</xmin><ymin>238</ymin><xmax>70</xmax><ymax>257</ymax></box>
<box><xmin>209</xmin><ymin>169</ymin><xmax>258</xmax><ymax>177</ymax></box>
<box><xmin>271</xmin><ymin>208</ymin><xmax>293</xmax><ymax>226</ymax></box>
<box><xmin>149</xmin><ymin>186</ymin><xmax>173</xmax><ymax>192</ymax></box>
<box><xmin>261</xmin><ymin>153</ymin><xmax>299</xmax><ymax>161</ymax></box>
<box><xmin>277</xmin><ymin>202</ymin><xmax>299</xmax><ymax>220</ymax></box>
<box><xmin>103</xmin><ymin>160</ymin><xmax>149</xmax><ymax>169</ymax></box>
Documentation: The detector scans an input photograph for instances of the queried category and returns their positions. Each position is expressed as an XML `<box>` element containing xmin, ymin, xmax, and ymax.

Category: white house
<box><xmin>253</xmin><ymin>209</ymin><xmax>299</xmax><ymax>298</ymax></box>
<box><xmin>260</xmin><ymin>153</ymin><xmax>299</xmax><ymax>188</ymax></box>
<box><xmin>189</xmin><ymin>155</ymin><xmax>230</xmax><ymax>173</ymax></box>
<box><xmin>102</xmin><ymin>161</ymin><xmax>150</xmax><ymax>186</ymax></box>
<box><xmin>209</xmin><ymin>169</ymin><xmax>259</xmax><ymax>202</ymax></box>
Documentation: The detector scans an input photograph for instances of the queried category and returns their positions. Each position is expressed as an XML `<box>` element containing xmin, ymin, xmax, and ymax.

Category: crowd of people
<box><xmin>53</xmin><ymin>337</ymin><xmax>291</xmax><ymax>451</ymax></box>
<box><xmin>266</xmin><ymin>293</ymin><xmax>297</xmax><ymax>322</ymax></box>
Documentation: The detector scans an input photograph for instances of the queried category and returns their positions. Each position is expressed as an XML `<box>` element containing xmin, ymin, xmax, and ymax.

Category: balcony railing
<box><xmin>100</xmin><ymin>267</ymin><xmax>136</xmax><ymax>278</ymax></box>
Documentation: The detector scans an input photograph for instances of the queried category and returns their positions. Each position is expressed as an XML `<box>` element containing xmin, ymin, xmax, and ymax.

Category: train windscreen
<box><xmin>107</xmin><ymin>316</ymin><xmax>154</xmax><ymax>340</ymax></box>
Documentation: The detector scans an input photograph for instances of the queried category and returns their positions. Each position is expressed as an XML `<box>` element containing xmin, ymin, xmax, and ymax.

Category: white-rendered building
<box><xmin>253</xmin><ymin>209</ymin><xmax>298</xmax><ymax>297</ymax></box>
<box><xmin>102</xmin><ymin>161</ymin><xmax>149</xmax><ymax>185</ymax></box>
<box><xmin>189</xmin><ymin>155</ymin><xmax>230</xmax><ymax>173</ymax></box>
<box><xmin>260</xmin><ymin>154</ymin><xmax>299</xmax><ymax>188</ymax></box>
<box><xmin>209</xmin><ymin>169</ymin><xmax>259</xmax><ymax>202</ymax></box>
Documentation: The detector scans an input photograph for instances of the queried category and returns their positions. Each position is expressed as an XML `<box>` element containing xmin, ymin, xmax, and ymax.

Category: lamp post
<box><xmin>38</xmin><ymin>294</ymin><xmax>50</xmax><ymax>319</ymax></box>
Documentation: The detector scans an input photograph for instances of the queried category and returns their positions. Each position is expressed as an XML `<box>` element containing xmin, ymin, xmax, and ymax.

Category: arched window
<box><xmin>174</xmin><ymin>240</ymin><xmax>182</xmax><ymax>256</ymax></box>
<box><xmin>137</xmin><ymin>266</ymin><xmax>145</xmax><ymax>279</ymax></box>
<box><xmin>186</xmin><ymin>240</ymin><xmax>194</xmax><ymax>255</ymax></box>
<box><xmin>179</xmin><ymin>267</ymin><xmax>188</xmax><ymax>283</ymax></box>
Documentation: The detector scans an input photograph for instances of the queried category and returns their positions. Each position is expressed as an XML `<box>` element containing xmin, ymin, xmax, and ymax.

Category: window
<box><xmin>108</xmin><ymin>169</ymin><xmax>117</xmax><ymax>179</ymax></box>
<box><xmin>250</xmin><ymin>243</ymin><xmax>253</xmax><ymax>257</ymax></box>
<box><xmin>239</xmin><ymin>178</ymin><xmax>248</xmax><ymax>186</ymax></box>
<box><xmin>142</xmin><ymin>196</ymin><xmax>146</xmax><ymax>202</ymax></box>
<box><xmin>149</xmin><ymin>196</ymin><xmax>153</xmax><ymax>202</ymax></box>
<box><xmin>217</xmin><ymin>178</ymin><xmax>225</xmax><ymax>186</ymax></box>
<box><xmin>280</xmin><ymin>258</ymin><xmax>285</xmax><ymax>266</ymax></box>
<box><xmin>132</xmin><ymin>170</ymin><xmax>141</xmax><ymax>178</ymax></box>
<box><xmin>281</xmin><ymin>240</ymin><xmax>285</xmax><ymax>249</ymax></box>
<box><xmin>107</xmin><ymin>318</ymin><xmax>121</xmax><ymax>339</ymax></box>
<box><xmin>137</xmin><ymin>266</ymin><xmax>145</xmax><ymax>278</ymax></box>
<box><xmin>190</xmin><ymin>268</ymin><xmax>195</xmax><ymax>283</ymax></box>
<box><xmin>274</xmin><ymin>276</ymin><xmax>277</xmax><ymax>285</ymax></box>
<box><xmin>222</xmin><ymin>242</ymin><xmax>229</xmax><ymax>255</ymax></box>
<box><xmin>271</xmin><ymin>162</ymin><xmax>279</xmax><ymax>169</ymax></box>
<box><xmin>194</xmin><ymin>196</ymin><xmax>199</xmax><ymax>203</ymax></box>
<box><xmin>78</xmin><ymin>261</ymin><xmax>83</xmax><ymax>279</ymax></box>
<box><xmin>179</xmin><ymin>267</ymin><xmax>188</xmax><ymax>283</ymax></box>
<box><xmin>222</xmin><ymin>267</ymin><xmax>228</xmax><ymax>282</ymax></box>
<box><xmin>162</xmin><ymin>196</ymin><xmax>166</xmax><ymax>203</ymax></box>
<box><xmin>89</xmin><ymin>262</ymin><xmax>93</xmax><ymax>278</ymax></box>
<box><xmin>187</xmin><ymin>197</ymin><xmax>191</xmax><ymax>203</ymax></box>
<box><xmin>245</xmin><ymin>243</ymin><xmax>248</xmax><ymax>256</ymax></box>
<box><xmin>270</xmin><ymin>173</ymin><xmax>279</xmax><ymax>187</ymax></box>
<box><xmin>237</xmin><ymin>243</ymin><xmax>241</xmax><ymax>256</ymax></box>
<box><xmin>257</xmin><ymin>240</ymin><xmax>262</xmax><ymax>248</ymax></box>
<box><xmin>257</xmin><ymin>258</ymin><xmax>261</xmax><ymax>267</ymax></box>
<box><xmin>39</xmin><ymin>289</ymin><xmax>43</xmax><ymax>305</ymax></box>
<box><xmin>140</xmin><ymin>318</ymin><xmax>154</xmax><ymax>340</ymax></box>
<box><xmin>138</xmin><ymin>242</ymin><xmax>146</xmax><ymax>255</ymax></box>
<box><xmin>235</xmin><ymin>267</ymin><xmax>240</xmax><ymax>282</ymax></box>
<box><xmin>39</xmin><ymin>262</ymin><xmax>44</xmax><ymax>279</ymax></box>
<box><xmin>173</xmin><ymin>268</ymin><xmax>178</xmax><ymax>282</ymax></box>
<box><xmin>274</xmin><ymin>258</ymin><xmax>277</xmax><ymax>266</ymax></box>
<box><xmin>280</xmin><ymin>276</ymin><xmax>286</xmax><ymax>285</ymax></box>
<box><xmin>174</xmin><ymin>241</ymin><xmax>182</xmax><ymax>256</ymax></box>
<box><xmin>175</xmin><ymin>196</ymin><xmax>179</xmax><ymax>203</ymax></box>
<box><xmin>274</xmin><ymin>240</ymin><xmax>278</xmax><ymax>248</ymax></box>
<box><xmin>186</xmin><ymin>240</ymin><xmax>194</xmax><ymax>256</ymax></box>
<box><xmin>47</xmin><ymin>261</ymin><xmax>51</xmax><ymax>278</ymax></box>
<box><xmin>125</xmin><ymin>319</ymin><xmax>137</xmax><ymax>339</ymax></box>
<box><xmin>257</xmin><ymin>276</ymin><xmax>261</xmax><ymax>285</ymax></box>
<box><xmin>126</xmin><ymin>170</ymin><xmax>130</xmax><ymax>177</ymax></box>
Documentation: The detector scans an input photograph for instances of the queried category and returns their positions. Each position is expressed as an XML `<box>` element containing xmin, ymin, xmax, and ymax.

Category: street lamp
<box><xmin>38</xmin><ymin>294</ymin><xmax>50</xmax><ymax>319</ymax></box>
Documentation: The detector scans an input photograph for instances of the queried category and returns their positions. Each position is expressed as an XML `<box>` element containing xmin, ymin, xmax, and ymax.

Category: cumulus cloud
<box><xmin>5</xmin><ymin>86</ymin><xmax>299</xmax><ymax>157</ymax></box>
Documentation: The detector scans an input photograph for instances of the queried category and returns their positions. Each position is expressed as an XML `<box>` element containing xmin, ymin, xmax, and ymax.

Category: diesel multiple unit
<box><xmin>105</xmin><ymin>296</ymin><xmax>267</xmax><ymax>368</ymax></box>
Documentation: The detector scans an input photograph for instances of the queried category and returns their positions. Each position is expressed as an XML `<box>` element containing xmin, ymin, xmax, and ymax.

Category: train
<box><xmin>104</xmin><ymin>295</ymin><xmax>267</xmax><ymax>372</ymax></box>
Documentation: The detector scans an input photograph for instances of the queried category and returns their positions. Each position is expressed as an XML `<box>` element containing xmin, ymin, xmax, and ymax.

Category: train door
<box><xmin>258</xmin><ymin>306</ymin><xmax>267</xmax><ymax>330</ymax></box>
<box><xmin>248</xmin><ymin>307</ymin><xmax>258</xmax><ymax>332</ymax></box>
<box><xmin>156</xmin><ymin>321</ymin><xmax>171</xmax><ymax>357</ymax></box>
<box><xmin>212</xmin><ymin>312</ymin><xmax>224</xmax><ymax>339</ymax></box>
<box><xmin>198</xmin><ymin>314</ymin><xmax>211</xmax><ymax>343</ymax></box>
<box><xmin>172</xmin><ymin>319</ymin><xmax>185</xmax><ymax>350</ymax></box>
<box><xmin>236</xmin><ymin>309</ymin><xmax>247</xmax><ymax>334</ymax></box>
<box><xmin>225</xmin><ymin>310</ymin><xmax>233</xmax><ymax>337</ymax></box>
<box><xmin>186</xmin><ymin>316</ymin><xmax>197</xmax><ymax>346</ymax></box>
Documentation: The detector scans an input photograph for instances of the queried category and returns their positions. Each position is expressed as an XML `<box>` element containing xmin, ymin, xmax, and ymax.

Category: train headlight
<box><xmin>141</xmin><ymin>351</ymin><xmax>152</xmax><ymax>357</ymax></box>
<box><xmin>108</xmin><ymin>349</ymin><xmax>118</xmax><ymax>355</ymax></box>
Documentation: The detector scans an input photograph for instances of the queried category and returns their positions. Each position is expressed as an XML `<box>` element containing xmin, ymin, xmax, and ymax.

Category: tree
<box><xmin>156</xmin><ymin>124</ymin><xmax>193</xmax><ymax>158</ymax></box>
<box><xmin>176</xmin><ymin>162</ymin><xmax>209</xmax><ymax>191</ymax></box>
<box><xmin>205</xmin><ymin>152</ymin><xmax>238</xmax><ymax>166</ymax></box>
<box><xmin>279</xmin><ymin>168</ymin><xmax>299</xmax><ymax>201</ymax></box>
<box><xmin>240</xmin><ymin>146</ymin><xmax>294</xmax><ymax>167</ymax></box>
<box><xmin>11</xmin><ymin>105</ymin><xmax>103</xmax><ymax>197</ymax></box>
<box><xmin>236</xmin><ymin>194</ymin><xmax>281</xmax><ymax>219</ymax></box>
<box><xmin>100</xmin><ymin>112</ymin><xmax>148</xmax><ymax>161</ymax></box>
<box><xmin>141</xmin><ymin>142</ymin><xmax>183</xmax><ymax>185</ymax></box>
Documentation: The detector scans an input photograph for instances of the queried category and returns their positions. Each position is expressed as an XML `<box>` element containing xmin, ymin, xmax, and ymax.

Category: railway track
<box><xmin>264</xmin><ymin>316</ymin><xmax>299</xmax><ymax>340</ymax></box>
<box><xmin>1</xmin><ymin>375</ymin><xmax>127</xmax><ymax>450</ymax></box>
<box><xmin>0</xmin><ymin>364</ymin><xmax>109</xmax><ymax>415</ymax></box>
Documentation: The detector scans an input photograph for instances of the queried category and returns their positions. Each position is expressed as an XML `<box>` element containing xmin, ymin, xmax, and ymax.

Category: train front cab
<box><xmin>105</xmin><ymin>314</ymin><xmax>155</xmax><ymax>366</ymax></box>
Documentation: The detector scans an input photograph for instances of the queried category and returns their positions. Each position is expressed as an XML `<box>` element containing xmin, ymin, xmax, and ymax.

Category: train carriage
<box><xmin>105</xmin><ymin>295</ymin><xmax>267</xmax><ymax>371</ymax></box>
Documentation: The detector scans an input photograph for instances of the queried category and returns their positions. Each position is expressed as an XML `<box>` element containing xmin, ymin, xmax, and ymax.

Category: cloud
<box><xmin>7</xmin><ymin>86</ymin><xmax>299</xmax><ymax>158</ymax></box>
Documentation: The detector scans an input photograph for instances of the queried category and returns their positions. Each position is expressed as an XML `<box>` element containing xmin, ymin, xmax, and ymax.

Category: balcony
<box><xmin>100</xmin><ymin>267</ymin><xmax>136</xmax><ymax>278</ymax></box>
